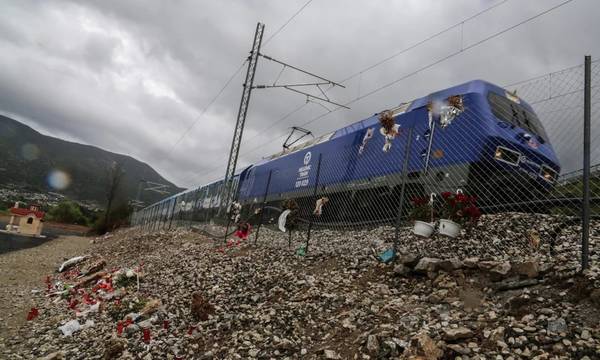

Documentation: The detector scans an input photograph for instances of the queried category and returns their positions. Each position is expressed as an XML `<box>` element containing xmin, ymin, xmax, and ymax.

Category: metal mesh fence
<box><xmin>131</xmin><ymin>58</ymin><xmax>599</xmax><ymax>269</ymax></box>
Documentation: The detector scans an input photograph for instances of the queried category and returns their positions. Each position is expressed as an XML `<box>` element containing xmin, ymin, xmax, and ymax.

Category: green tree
<box><xmin>93</xmin><ymin>201</ymin><xmax>132</xmax><ymax>234</ymax></box>
<box><xmin>47</xmin><ymin>200</ymin><xmax>89</xmax><ymax>225</ymax></box>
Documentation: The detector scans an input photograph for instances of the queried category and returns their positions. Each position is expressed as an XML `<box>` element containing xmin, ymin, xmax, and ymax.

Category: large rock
<box><xmin>512</xmin><ymin>259</ymin><xmax>539</xmax><ymax>278</ymax></box>
<box><xmin>366</xmin><ymin>335</ymin><xmax>379</xmax><ymax>353</ymax></box>
<box><xmin>406</xmin><ymin>333</ymin><xmax>443</xmax><ymax>359</ymax></box>
<box><xmin>547</xmin><ymin>318</ymin><xmax>568</xmax><ymax>334</ymax></box>
<box><xmin>462</xmin><ymin>257</ymin><xmax>479</xmax><ymax>268</ymax></box>
<box><xmin>414</xmin><ymin>258</ymin><xmax>442</xmax><ymax>273</ymax></box>
<box><xmin>397</xmin><ymin>253</ymin><xmax>419</xmax><ymax>267</ymax></box>
<box><xmin>436</xmin><ymin>258</ymin><xmax>462</xmax><ymax>272</ymax></box>
<box><xmin>479</xmin><ymin>261</ymin><xmax>511</xmax><ymax>279</ymax></box>
<box><xmin>393</xmin><ymin>264</ymin><xmax>410</xmax><ymax>276</ymax></box>
<box><xmin>443</xmin><ymin>327</ymin><xmax>474</xmax><ymax>341</ymax></box>
<box><xmin>323</xmin><ymin>349</ymin><xmax>341</xmax><ymax>359</ymax></box>
<box><xmin>103</xmin><ymin>338</ymin><xmax>127</xmax><ymax>359</ymax></box>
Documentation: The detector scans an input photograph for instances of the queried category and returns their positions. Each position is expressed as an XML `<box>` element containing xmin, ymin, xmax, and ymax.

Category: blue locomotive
<box><xmin>139</xmin><ymin>79</ymin><xmax>560</xmax><ymax>225</ymax></box>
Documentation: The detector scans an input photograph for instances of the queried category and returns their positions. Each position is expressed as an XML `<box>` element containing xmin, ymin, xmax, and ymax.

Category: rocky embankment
<box><xmin>2</xmin><ymin>213</ymin><xmax>600</xmax><ymax>359</ymax></box>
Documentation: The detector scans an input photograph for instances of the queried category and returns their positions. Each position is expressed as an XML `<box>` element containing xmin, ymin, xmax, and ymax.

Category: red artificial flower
<box><xmin>163</xmin><ymin>320</ymin><xmax>170</xmax><ymax>330</ymax></box>
<box><xmin>441</xmin><ymin>192</ymin><xmax>452</xmax><ymax>199</ymax></box>
<box><xmin>117</xmin><ymin>321</ymin><xmax>124</xmax><ymax>336</ymax></box>
<box><xmin>68</xmin><ymin>298</ymin><xmax>78</xmax><ymax>310</ymax></box>
<box><xmin>143</xmin><ymin>328</ymin><xmax>151</xmax><ymax>343</ymax></box>
<box><xmin>26</xmin><ymin>307</ymin><xmax>39</xmax><ymax>321</ymax></box>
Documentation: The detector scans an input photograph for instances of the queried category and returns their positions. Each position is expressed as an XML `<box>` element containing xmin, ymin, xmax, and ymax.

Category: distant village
<box><xmin>0</xmin><ymin>183</ymin><xmax>101</xmax><ymax>212</ymax></box>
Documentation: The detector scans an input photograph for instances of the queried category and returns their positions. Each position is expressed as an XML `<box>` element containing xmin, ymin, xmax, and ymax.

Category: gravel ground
<box><xmin>0</xmin><ymin>235</ymin><xmax>92</xmax><ymax>339</ymax></box>
<box><xmin>2</xmin><ymin>213</ymin><xmax>600</xmax><ymax>359</ymax></box>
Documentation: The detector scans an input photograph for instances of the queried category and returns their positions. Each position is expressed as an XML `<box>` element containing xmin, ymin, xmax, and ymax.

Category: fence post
<box><xmin>168</xmin><ymin>199</ymin><xmax>178</xmax><ymax>230</ymax></box>
<box><xmin>254</xmin><ymin>170</ymin><xmax>273</xmax><ymax>244</ymax></box>
<box><xmin>156</xmin><ymin>203</ymin><xmax>164</xmax><ymax>231</ymax></box>
<box><xmin>394</xmin><ymin>126</ymin><xmax>415</xmax><ymax>252</ymax></box>
<box><xmin>152</xmin><ymin>204</ymin><xmax>160</xmax><ymax>232</ymax></box>
<box><xmin>582</xmin><ymin>55</ymin><xmax>591</xmax><ymax>270</ymax></box>
<box><xmin>306</xmin><ymin>153</ymin><xmax>323</xmax><ymax>253</ymax></box>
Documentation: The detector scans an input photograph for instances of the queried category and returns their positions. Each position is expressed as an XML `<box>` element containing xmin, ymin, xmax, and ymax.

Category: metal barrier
<box><xmin>131</xmin><ymin>57</ymin><xmax>599</xmax><ymax>269</ymax></box>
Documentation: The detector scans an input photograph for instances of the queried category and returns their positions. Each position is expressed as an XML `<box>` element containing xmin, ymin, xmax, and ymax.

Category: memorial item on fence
<box><xmin>313</xmin><ymin>197</ymin><xmax>329</xmax><ymax>216</ymax></box>
<box><xmin>378</xmin><ymin>110</ymin><xmax>401</xmax><ymax>152</ymax></box>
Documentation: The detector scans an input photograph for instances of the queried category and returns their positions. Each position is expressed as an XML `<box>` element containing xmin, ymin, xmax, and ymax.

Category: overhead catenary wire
<box><xmin>243</xmin><ymin>0</ymin><xmax>578</xmax><ymax>153</ymax></box>
<box><xmin>262</xmin><ymin>0</ymin><xmax>314</xmax><ymax>47</ymax></box>
<box><xmin>177</xmin><ymin>0</ymin><xmax>514</xmax><ymax>185</ymax></box>
<box><xmin>179</xmin><ymin>0</ymin><xmax>576</xmax><ymax>187</ymax></box>
<box><xmin>166</xmin><ymin>59</ymin><xmax>248</xmax><ymax>156</ymax></box>
<box><xmin>242</xmin><ymin>0</ymin><xmax>514</xmax><ymax>147</ymax></box>
<box><xmin>167</xmin><ymin>0</ymin><xmax>315</xmax><ymax>157</ymax></box>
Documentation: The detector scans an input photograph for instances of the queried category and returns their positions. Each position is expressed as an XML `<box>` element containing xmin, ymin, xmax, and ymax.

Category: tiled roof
<box><xmin>9</xmin><ymin>207</ymin><xmax>45</xmax><ymax>219</ymax></box>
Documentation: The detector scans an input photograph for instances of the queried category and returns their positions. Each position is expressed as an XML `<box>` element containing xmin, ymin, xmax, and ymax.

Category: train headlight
<box><xmin>540</xmin><ymin>165</ymin><xmax>557</xmax><ymax>183</ymax></box>
<box><xmin>494</xmin><ymin>146</ymin><xmax>521</xmax><ymax>166</ymax></box>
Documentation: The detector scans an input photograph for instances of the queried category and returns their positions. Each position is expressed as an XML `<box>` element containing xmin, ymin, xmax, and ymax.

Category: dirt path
<box><xmin>0</xmin><ymin>235</ymin><xmax>92</xmax><ymax>340</ymax></box>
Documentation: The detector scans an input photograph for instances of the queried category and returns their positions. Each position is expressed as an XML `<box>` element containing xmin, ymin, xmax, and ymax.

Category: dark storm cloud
<box><xmin>0</xmin><ymin>0</ymin><xmax>598</xmax><ymax>188</ymax></box>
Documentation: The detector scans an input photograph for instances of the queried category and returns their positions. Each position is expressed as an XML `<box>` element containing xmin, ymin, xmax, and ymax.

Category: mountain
<box><xmin>0</xmin><ymin>115</ymin><xmax>183</xmax><ymax>206</ymax></box>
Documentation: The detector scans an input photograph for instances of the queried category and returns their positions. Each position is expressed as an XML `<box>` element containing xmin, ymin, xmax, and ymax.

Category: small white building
<box><xmin>6</xmin><ymin>202</ymin><xmax>45</xmax><ymax>237</ymax></box>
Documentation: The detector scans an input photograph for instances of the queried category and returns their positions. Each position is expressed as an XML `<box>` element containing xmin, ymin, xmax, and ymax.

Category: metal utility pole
<box><xmin>219</xmin><ymin>22</ymin><xmax>347</xmax><ymax>215</ymax></box>
<box><xmin>582</xmin><ymin>55</ymin><xmax>591</xmax><ymax>270</ymax></box>
<box><xmin>219</xmin><ymin>22</ymin><xmax>265</xmax><ymax>214</ymax></box>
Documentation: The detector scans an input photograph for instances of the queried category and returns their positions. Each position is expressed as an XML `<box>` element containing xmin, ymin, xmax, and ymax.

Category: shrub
<box><xmin>92</xmin><ymin>202</ymin><xmax>132</xmax><ymax>235</ymax></box>
<box><xmin>47</xmin><ymin>200</ymin><xmax>89</xmax><ymax>225</ymax></box>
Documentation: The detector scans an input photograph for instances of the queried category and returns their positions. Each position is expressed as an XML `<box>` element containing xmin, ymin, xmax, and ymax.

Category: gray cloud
<box><xmin>0</xmin><ymin>0</ymin><xmax>598</xmax><ymax>189</ymax></box>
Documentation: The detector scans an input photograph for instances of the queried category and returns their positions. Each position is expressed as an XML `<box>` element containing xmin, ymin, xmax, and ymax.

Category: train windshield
<box><xmin>488</xmin><ymin>92</ymin><xmax>548</xmax><ymax>142</ymax></box>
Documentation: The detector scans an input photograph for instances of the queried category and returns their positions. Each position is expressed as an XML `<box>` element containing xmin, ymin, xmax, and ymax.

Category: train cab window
<box><xmin>488</xmin><ymin>92</ymin><xmax>548</xmax><ymax>142</ymax></box>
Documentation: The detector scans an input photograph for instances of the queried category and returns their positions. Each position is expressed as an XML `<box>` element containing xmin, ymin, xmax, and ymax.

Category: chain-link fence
<box><xmin>131</xmin><ymin>56</ymin><xmax>598</xmax><ymax>269</ymax></box>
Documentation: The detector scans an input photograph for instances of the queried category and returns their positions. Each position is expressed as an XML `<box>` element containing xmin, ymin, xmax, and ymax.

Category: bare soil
<box><xmin>0</xmin><ymin>235</ymin><xmax>91</xmax><ymax>340</ymax></box>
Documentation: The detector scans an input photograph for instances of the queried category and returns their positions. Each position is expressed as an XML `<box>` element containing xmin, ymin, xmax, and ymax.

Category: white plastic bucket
<box><xmin>413</xmin><ymin>220</ymin><xmax>435</xmax><ymax>238</ymax></box>
<box><xmin>438</xmin><ymin>219</ymin><xmax>461</xmax><ymax>238</ymax></box>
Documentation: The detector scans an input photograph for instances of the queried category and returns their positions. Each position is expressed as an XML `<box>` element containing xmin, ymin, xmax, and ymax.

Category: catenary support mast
<box><xmin>219</xmin><ymin>23</ymin><xmax>265</xmax><ymax>214</ymax></box>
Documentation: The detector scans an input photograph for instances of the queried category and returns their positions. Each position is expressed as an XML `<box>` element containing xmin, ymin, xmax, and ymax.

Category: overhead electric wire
<box><xmin>167</xmin><ymin>59</ymin><xmax>247</xmax><ymax>156</ymax></box>
<box><xmin>177</xmin><ymin>0</ymin><xmax>512</xmax><ymax>185</ymax></box>
<box><xmin>262</xmin><ymin>0</ymin><xmax>314</xmax><ymax>47</ymax></box>
<box><xmin>338</xmin><ymin>0</ymin><xmax>511</xmax><ymax>84</ymax></box>
<box><xmin>167</xmin><ymin>0</ymin><xmax>315</xmax><ymax>165</ymax></box>
<box><xmin>225</xmin><ymin>0</ymin><xmax>579</xmax><ymax>166</ymax></box>
<box><xmin>179</xmin><ymin>0</ymin><xmax>575</xmax><ymax>187</ymax></box>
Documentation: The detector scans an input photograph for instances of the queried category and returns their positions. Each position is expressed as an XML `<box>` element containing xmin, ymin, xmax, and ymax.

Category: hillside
<box><xmin>0</xmin><ymin>115</ymin><xmax>183</xmax><ymax>206</ymax></box>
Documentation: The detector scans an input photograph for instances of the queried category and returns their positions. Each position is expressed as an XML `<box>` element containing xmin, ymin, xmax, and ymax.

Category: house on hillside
<box><xmin>5</xmin><ymin>202</ymin><xmax>45</xmax><ymax>237</ymax></box>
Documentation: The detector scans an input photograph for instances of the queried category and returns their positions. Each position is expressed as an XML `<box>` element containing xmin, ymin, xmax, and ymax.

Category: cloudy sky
<box><xmin>0</xmin><ymin>0</ymin><xmax>598</xmax><ymax>188</ymax></box>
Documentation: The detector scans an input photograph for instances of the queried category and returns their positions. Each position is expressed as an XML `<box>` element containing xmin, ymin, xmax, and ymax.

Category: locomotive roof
<box><xmin>257</xmin><ymin>79</ymin><xmax>533</xmax><ymax>164</ymax></box>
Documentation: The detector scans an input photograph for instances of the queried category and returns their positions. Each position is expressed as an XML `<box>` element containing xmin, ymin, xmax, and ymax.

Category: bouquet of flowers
<box><xmin>440</xmin><ymin>191</ymin><xmax>481</xmax><ymax>225</ymax></box>
<box><xmin>409</xmin><ymin>196</ymin><xmax>434</xmax><ymax>222</ymax></box>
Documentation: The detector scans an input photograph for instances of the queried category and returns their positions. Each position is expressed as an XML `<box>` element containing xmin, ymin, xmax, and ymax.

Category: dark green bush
<box><xmin>47</xmin><ymin>200</ymin><xmax>90</xmax><ymax>225</ymax></box>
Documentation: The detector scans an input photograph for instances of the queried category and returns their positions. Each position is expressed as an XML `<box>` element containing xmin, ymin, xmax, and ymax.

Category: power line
<box><xmin>177</xmin><ymin>0</ymin><xmax>512</xmax><ymax>185</ymax></box>
<box><xmin>227</xmin><ymin>0</ymin><xmax>579</xmax><ymax>165</ymax></box>
<box><xmin>296</xmin><ymin>0</ymin><xmax>578</xmax><ymax>128</ymax></box>
<box><xmin>180</xmin><ymin>0</ymin><xmax>576</xmax><ymax>187</ymax></box>
<box><xmin>167</xmin><ymin>0</ymin><xmax>315</xmax><ymax>157</ymax></box>
<box><xmin>240</xmin><ymin>0</ymin><xmax>513</xmax><ymax>145</ymax></box>
<box><xmin>166</xmin><ymin>59</ymin><xmax>247</xmax><ymax>156</ymax></box>
<box><xmin>262</xmin><ymin>0</ymin><xmax>314</xmax><ymax>47</ymax></box>
<box><xmin>338</xmin><ymin>0</ymin><xmax>511</xmax><ymax>83</ymax></box>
